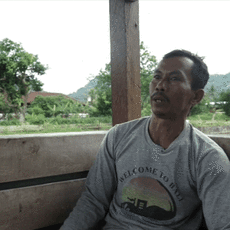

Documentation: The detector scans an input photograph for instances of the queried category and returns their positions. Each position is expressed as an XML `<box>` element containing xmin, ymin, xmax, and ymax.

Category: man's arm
<box><xmin>60</xmin><ymin>127</ymin><xmax>118</xmax><ymax>230</ymax></box>
<box><xmin>197</xmin><ymin>148</ymin><xmax>230</xmax><ymax>230</ymax></box>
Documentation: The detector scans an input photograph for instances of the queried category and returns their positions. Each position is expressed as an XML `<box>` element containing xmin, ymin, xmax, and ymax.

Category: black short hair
<box><xmin>163</xmin><ymin>49</ymin><xmax>209</xmax><ymax>91</ymax></box>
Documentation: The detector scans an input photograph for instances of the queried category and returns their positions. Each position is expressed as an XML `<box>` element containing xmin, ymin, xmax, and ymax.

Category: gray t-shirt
<box><xmin>61</xmin><ymin>116</ymin><xmax>230</xmax><ymax>230</ymax></box>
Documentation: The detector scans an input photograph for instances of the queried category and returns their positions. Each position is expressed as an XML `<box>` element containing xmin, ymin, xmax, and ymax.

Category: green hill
<box><xmin>68</xmin><ymin>78</ymin><xmax>98</xmax><ymax>103</ymax></box>
<box><xmin>68</xmin><ymin>73</ymin><xmax>230</xmax><ymax>103</ymax></box>
<box><xmin>205</xmin><ymin>73</ymin><xmax>230</xmax><ymax>93</ymax></box>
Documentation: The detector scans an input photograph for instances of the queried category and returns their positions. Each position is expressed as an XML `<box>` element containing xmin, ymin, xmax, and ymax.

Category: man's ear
<box><xmin>192</xmin><ymin>89</ymin><xmax>205</xmax><ymax>106</ymax></box>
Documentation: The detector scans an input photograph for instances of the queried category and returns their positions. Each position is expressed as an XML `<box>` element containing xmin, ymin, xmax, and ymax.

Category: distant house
<box><xmin>22</xmin><ymin>91</ymin><xmax>81</xmax><ymax>106</ymax></box>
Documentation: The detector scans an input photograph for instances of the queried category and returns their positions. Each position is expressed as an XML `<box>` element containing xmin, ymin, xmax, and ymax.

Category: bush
<box><xmin>26</xmin><ymin>114</ymin><xmax>46</xmax><ymax>125</ymax></box>
<box><xmin>48</xmin><ymin>115</ymin><xmax>72</xmax><ymax>125</ymax></box>
<box><xmin>0</xmin><ymin>118</ymin><xmax>21</xmax><ymax>126</ymax></box>
<box><xmin>190</xmin><ymin>94</ymin><xmax>211</xmax><ymax>116</ymax></box>
<box><xmin>24</xmin><ymin>114</ymin><xmax>112</xmax><ymax>126</ymax></box>
<box><xmin>46</xmin><ymin>115</ymin><xmax>112</xmax><ymax>125</ymax></box>
<box><xmin>221</xmin><ymin>103</ymin><xmax>230</xmax><ymax>117</ymax></box>
<box><xmin>218</xmin><ymin>89</ymin><xmax>230</xmax><ymax>116</ymax></box>
<box><xmin>86</xmin><ymin>105</ymin><xmax>102</xmax><ymax>117</ymax></box>
<box><xmin>28</xmin><ymin>95</ymin><xmax>84</xmax><ymax>118</ymax></box>
<box><xmin>97</xmin><ymin>116</ymin><xmax>112</xmax><ymax>124</ymax></box>
<box><xmin>27</xmin><ymin>106</ymin><xmax>45</xmax><ymax>116</ymax></box>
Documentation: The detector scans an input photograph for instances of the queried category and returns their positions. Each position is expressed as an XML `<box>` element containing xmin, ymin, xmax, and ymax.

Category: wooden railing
<box><xmin>0</xmin><ymin>132</ymin><xmax>229</xmax><ymax>230</ymax></box>
<box><xmin>0</xmin><ymin>132</ymin><xmax>106</xmax><ymax>230</ymax></box>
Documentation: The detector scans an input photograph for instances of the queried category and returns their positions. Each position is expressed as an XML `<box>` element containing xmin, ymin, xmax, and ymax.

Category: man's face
<box><xmin>149</xmin><ymin>56</ymin><xmax>195</xmax><ymax>120</ymax></box>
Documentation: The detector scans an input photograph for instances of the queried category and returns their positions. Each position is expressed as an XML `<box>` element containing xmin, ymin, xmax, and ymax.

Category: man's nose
<box><xmin>155</xmin><ymin>78</ymin><xmax>167</xmax><ymax>91</ymax></box>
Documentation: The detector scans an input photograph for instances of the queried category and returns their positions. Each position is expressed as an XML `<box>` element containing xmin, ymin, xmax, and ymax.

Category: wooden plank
<box><xmin>110</xmin><ymin>0</ymin><xmax>141</xmax><ymax>126</ymax></box>
<box><xmin>0</xmin><ymin>178</ymin><xmax>86</xmax><ymax>230</ymax></box>
<box><xmin>0</xmin><ymin>132</ymin><xmax>229</xmax><ymax>183</ymax></box>
<box><xmin>0</xmin><ymin>132</ymin><xmax>107</xmax><ymax>183</ymax></box>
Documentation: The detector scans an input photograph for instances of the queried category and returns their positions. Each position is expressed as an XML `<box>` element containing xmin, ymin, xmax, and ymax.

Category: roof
<box><xmin>23</xmin><ymin>91</ymin><xmax>78</xmax><ymax>104</ymax></box>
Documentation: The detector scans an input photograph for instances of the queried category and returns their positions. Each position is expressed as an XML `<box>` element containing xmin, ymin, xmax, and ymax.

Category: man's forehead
<box><xmin>156</xmin><ymin>56</ymin><xmax>194</xmax><ymax>72</ymax></box>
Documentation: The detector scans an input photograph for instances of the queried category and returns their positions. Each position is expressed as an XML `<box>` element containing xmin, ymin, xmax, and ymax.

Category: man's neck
<box><xmin>148</xmin><ymin>114</ymin><xmax>186</xmax><ymax>150</ymax></box>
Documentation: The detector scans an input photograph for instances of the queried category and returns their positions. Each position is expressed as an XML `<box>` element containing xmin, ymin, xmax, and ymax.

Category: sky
<box><xmin>1</xmin><ymin>1</ymin><xmax>230</xmax><ymax>95</ymax></box>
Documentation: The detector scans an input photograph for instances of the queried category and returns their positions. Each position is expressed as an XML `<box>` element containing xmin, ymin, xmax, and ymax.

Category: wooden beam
<box><xmin>110</xmin><ymin>0</ymin><xmax>141</xmax><ymax>126</ymax></box>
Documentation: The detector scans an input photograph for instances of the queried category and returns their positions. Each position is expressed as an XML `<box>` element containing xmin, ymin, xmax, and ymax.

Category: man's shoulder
<box><xmin>189</xmin><ymin>123</ymin><xmax>225</xmax><ymax>153</ymax></box>
<box><xmin>107</xmin><ymin>116</ymin><xmax>150</xmax><ymax>143</ymax></box>
<box><xmin>114</xmin><ymin>116</ymin><xmax>150</xmax><ymax>132</ymax></box>
<box><xmin>116</xmin><ymin>116</ymin><xmax>150</xmax><ymax>126</ymax></box>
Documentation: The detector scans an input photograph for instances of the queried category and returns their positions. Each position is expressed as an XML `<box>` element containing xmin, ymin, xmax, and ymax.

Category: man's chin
<box><xmin>152</xmin><ymin>111</ymin><xmax>168</xmax><ymax>119</ymax></box>
<box><xmin>155</xmin><ymin>113</ymin><xmax>169</xmax><ymax>119</ymax></box>
<box><xmin>152</xmin><ymin>111</ymin><xmax>177</xmax><ymax>120</ymax></box>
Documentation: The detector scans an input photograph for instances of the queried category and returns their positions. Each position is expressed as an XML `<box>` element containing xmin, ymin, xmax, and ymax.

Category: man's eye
<box><xmin>170</xmin><ymin>76</ymin><xmax>179</xmax><ymax>81</ymax></box>
<box><xmin>154</xmin><ymin>75</ymin><xmax>160</xmax><ymax>79</ymax></box>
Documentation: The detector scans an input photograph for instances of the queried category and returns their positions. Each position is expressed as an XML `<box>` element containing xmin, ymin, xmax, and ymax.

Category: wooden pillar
<box><xmin>110</xmin><ymin>0</ymin><xmax>141</xmax><ymax>126</ymax></box>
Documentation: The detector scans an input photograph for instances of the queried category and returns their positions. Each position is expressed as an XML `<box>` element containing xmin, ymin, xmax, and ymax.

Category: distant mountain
<box><xmin>68</xmin><ymin>78</ymin><xmax>98</xmax><ymax>103</ymax></box>
<box><xmin>204</xmin><ymin>73</ymin><xmax>230</xmax><ymax>93</ymax></box>
<box><xmin>68</xmin><ymin>73</ymin><xmax>230</xmax><ymax>103</ymax></box>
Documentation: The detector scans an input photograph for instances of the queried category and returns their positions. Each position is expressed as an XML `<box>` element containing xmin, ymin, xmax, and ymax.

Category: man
<box><xmin>60</xmin><ymin>50</ymin><xmax>230</xmax><ymax>230</ymax></box>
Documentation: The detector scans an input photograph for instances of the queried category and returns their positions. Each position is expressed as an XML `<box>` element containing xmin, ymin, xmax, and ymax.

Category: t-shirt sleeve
<box><xmin>60</xmin><ymin>126</ymin><xmax>118</xmax><ymax>230</ymax></box>
<box><xmin>196</xmin><ymin>147</ymin><xmax>230</xmax><ymax>230</ymax></box>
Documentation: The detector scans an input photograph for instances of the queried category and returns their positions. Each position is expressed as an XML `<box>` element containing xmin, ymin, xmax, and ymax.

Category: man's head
<box><xmin>149</xmin><ymin>50</ymin><xmax>209</xmax><ymax>120</ymax></box>
<box><xmin>162</xmin><ymin>49</ymin><xmax>209</xmax><ymax>91</ymax></box>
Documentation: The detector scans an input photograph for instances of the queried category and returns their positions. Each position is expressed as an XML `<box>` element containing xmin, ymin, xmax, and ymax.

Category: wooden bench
<box><xmin>0</xmin><ymin>132</ymin><xmax>229</xmax><ymax>230</ymax></box>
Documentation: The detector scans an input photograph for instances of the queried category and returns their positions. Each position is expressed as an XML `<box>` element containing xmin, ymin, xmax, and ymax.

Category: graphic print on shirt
<box><xmin>121</xmin><ymin>177</ymin><xmax>176</xmax><ymax>220</ymax></box>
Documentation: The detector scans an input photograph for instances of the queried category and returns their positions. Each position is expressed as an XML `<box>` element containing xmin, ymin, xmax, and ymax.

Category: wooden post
<box><xmin>110</xmin><ymin>0</ymin><xmax>141</xmax><ymax>126</ymax></box>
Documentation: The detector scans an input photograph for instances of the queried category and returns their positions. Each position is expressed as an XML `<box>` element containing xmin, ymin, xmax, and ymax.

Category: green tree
<box><xmin>0</xmin><ymin>94</ymin><xmax>14</xmax><ymax>120</ymax></box>
<box><xmin>89</xmin><ymin>63</ymin><xmax>112</xmax><ymax>116</ymax></box>
<box><xmin>0</xmin><ymin>38</ymin><xmax>47</xmax><ymax>123</ymax></box>
<box><xmin>88</xmin><ymin>41</ymin><xmax>158</xmax><ymax>116</ymax></box>
<box><xmin>190</xmin><ymin>93</ymin><xmax>211</xmax><ymax>116</ymax></box>
<box><xmin>88</xmin><ymin>88</ymin><xmax>97</xmax><ymax>106</ymax></box>
<box><xmin>207</xmin><ymin>85</ymin><xmax>218</xmax><ymax>102</ymax></box>
<box><xmin>205</xmin><ymin>84</ymin><xmax>222</xmax><ymax>111</ymax></box>
<box><xmin>218</xmin><ymin>89</ymin><xmax>230</xmax><ymax>116</ymax></box>
<box><xmin>139</xmin><ymin>41</ymin><xmax>158</xmax><ymax>109</ymax></box>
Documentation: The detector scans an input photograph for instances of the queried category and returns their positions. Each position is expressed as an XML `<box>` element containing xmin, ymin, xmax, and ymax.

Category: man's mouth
<box><xmin>151</xmin><ymin>92</ymin><xmax>169</xmax><ymax>103</ymax></box>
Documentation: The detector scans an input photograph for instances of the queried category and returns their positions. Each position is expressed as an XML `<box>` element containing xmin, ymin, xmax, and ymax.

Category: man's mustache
<box><xmin>150</xmin><ymin>92</ymin><xmax>170</xmax><ymax>102</ymax></box>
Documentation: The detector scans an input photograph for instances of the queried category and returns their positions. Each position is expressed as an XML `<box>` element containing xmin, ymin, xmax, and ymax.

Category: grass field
<box><xmin>187</xmin><ymin>112</ymin><xmax>230</xmax><ymax>128</ymax></box>
<box><xmin>0</xmin><ymin>112</ymin><xmax>230</xmax><ymax>136</ymax></box>
<box><xmin>0</xmin><ymin>122</ymin><xmax>112</xmax><ymax>136</ymax></box>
